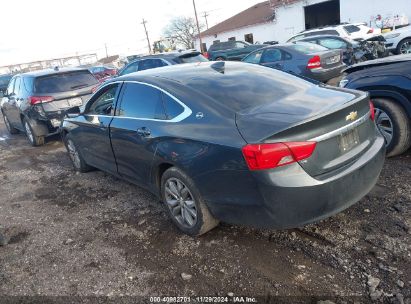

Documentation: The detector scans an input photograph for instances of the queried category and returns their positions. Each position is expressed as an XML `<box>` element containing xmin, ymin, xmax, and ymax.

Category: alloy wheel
<box><xmin>24</xmin><ymin>121</ymin><xmax>34</xmax><ymax>143</ymax></box>
<box><xmin>67</xmin><ymin>139</ymin><xmax>81</xmax><ymax>169</ymax></box>
<box><xmin>164</xmin><ymin>177</ymin><xmax>198</xmax><ymax>228</ymax></box>
<box><xmin>374</xmin><ymin>108</ymin><xmax>394</xmax><ymax>146</ymax></box>
<box><xmin>400</xmin><ymin>41</ymin><xmax>411</xmax><ymax>54</ymax></box>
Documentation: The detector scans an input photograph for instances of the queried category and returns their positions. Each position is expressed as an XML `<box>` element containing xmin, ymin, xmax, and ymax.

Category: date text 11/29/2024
<box><xmin>149</xmin><ymin>296</ymin><xmax>258</xmax><ymax>303</ymax></box>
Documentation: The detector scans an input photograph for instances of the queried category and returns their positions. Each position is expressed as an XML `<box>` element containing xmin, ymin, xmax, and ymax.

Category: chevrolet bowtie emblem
<box><xmin>346</xmin><ymin>111</ymin><xmax>358</xmax><ymax>121</ymax></box>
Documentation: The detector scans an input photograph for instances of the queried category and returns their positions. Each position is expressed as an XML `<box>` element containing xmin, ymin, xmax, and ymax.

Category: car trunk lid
<box><xmin>236</xmin><ymin>87</ymin><xmax>376</xmax><ymax>177</ymax></box>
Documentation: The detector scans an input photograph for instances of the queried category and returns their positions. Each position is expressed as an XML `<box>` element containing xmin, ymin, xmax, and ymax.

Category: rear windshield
<box><xmin>0</xmin><ymin>75</ymin><xmax>12</xmax><ymax>86</ymax></box>
<box><xmin>175</xmin><ymin>54</ymin><xmax>209</xmax><ymax>64</ymax></box>
<box><xmin>289</xmin><ymin>42</ymin><xmax>328</xmax><ymax>54</ymax></box>
<box><xmin>34</xmin><ymin>71</ymin><xmax>98</xmax><ymax>93</ymax></box>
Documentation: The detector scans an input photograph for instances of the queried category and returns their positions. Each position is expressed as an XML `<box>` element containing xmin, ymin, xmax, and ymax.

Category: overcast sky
<box><xmin>0</xmin><ymin>0</ymin><xmax>259</xmax><ymax>66</ymax></box>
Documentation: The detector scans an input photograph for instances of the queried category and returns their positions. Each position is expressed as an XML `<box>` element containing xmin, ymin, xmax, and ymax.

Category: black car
<box><xmin>242</xmin><ymin>42</ymin><xmax>345</xmax><ymax>82</ymax></box>
<box><xmin>340</xmin><ymin>54</ymin><xmax>411</xmax><ymax>157</ymax></box>
<box><xmin>206</xmin><ymin>40</ymin><xmax>267</xmax><ymax>61</ymax></box>
<box><xmin>0</xmin><ymin>74</ymin><xmax>12</xmax><ymax>96</ymax></box>
<box><xmin>1</xmin><ymin>67</ymin><xmax>99</xmax><ymax>146</ymax></box>
<box><xmin>62</xmin><ymin>62</ymin><xmax>384</xmax><ymax>236</ymax></box>
<box><xmin>118</xmin><ymin>50</ymin><xmax>208</xmax><ymax>76</ymax></box>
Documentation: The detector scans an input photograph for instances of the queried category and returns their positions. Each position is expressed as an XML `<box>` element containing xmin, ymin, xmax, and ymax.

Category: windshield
<box><xmin>176</xmin><ymin>54</ymin><xmax>209</xmax><ymax>64</ymax></box>
<box><xmin>34</xmin><ymin>71</ymin><xmax>98</xmax><ymax>93</ymax></box>
<box><xmin>289</xmin><ymin>42</ymin><xmax>328</xmax><ymax>54</ymax></box>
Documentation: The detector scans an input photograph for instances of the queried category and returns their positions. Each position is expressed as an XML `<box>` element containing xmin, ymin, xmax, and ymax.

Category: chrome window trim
<box><xmin>309</xmin><ymin>111</ymin><xmax>370</xmax><ymax>142</ymax></box>
<box><xmin>89</xmin><ymin>80</ymin><xmax>192</xmax><ymax>123</ymax></box>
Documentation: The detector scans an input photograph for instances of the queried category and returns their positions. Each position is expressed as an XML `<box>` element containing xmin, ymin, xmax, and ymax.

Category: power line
<box><xmin>141</xmin><ymin>18</ymin><xmax>152</xmax><ymax>54</ymax></box>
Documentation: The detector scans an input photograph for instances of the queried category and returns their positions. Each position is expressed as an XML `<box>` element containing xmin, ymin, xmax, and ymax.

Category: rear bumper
<box><xmin>309</xmin><ymin>64</ymin><xmax>345</xmax><ymax>82</ymax></box>
<box><xmin>206</xmin><ymin>134</ymin><xmax>385</xmax><ymax>229</ymax></box>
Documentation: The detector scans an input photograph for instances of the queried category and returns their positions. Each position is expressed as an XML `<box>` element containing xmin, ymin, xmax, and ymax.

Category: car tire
<box><xmin>373</xmin><ymin>98</ymin><xmax>411</xmax><ymax>157</ymax></box>
<box><xmin>23</xmin><ymin>118</ymin><xmax>45</xmax><ymax>146</ymax></box>
<box><xmin>161</xmin><ymin>167</ymin><xmax>219</xmax><ymax>236</ymax></box>
<box><xmin>396</xmin><ymin>38</ymin><xmax>411</xmax><ymax>55</ymax></box>
<box><xmin>2</xmin><ymin>113</ymin><xmax>19</xmax><ymax>134</ymax></box>
<box><xmin>64</xmin><ymin>134</ymin><xmax>93</xmax><ymax>173</ymax></box>
<box><xmin>215</xmin><ymin>57</ymin><xmax>225</xmax><ymax>61</ymax></box>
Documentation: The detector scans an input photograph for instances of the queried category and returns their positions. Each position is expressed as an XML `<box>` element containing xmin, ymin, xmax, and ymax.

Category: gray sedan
<box><xmin>242</xmin><ymin>42</ymin><xmax>345</xmax><ymax>82</ymax></box>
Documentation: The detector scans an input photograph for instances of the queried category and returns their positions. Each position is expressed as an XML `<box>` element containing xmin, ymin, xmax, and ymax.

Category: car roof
<box><xmin>20</xmin><ymin>67</ymin><xmax>91</xmax><ymax>77</ymax></box>
<box><xmin>131</xmin><ymin>50</ymin><xmax>200</xmax><ymax>61</ymax></box>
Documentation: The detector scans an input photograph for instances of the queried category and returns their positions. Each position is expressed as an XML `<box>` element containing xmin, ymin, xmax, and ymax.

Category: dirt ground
<box><xmin>0</xmin><ymin>113</ymin><xmax>410</xmax><ymax>304</ymax></box>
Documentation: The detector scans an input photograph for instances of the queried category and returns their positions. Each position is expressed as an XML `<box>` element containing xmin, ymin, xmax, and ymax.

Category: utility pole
<box><xmin>104</xmin><ymin>43</ymin><xmax>108</xmax><ymax>58</ymax></box>
<box><xmin>192</xmin><ymin>0</ymin><xmax>204</xmax><ymax>53</ymax></box>
<box><xmin>202</xmin><ymin>11</ymin><xmax>209</xmax><ymax>29</ymax></box>
<box><xmin>141</xmin><ymin>19</ymin><xmax>152</xmax><ymax>54</ymax></box>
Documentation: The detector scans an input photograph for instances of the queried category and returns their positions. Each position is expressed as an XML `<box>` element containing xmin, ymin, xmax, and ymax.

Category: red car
<box><xmin>89</xmin><ymin>66</ymin><xmax>117</xmax><ymax>82</ymax></box>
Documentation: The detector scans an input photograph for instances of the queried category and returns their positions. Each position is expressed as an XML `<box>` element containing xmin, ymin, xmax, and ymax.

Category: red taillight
<box><xmin>369</xmin><ymin>101</ymin><xmax>375</xmax><ymax>121</ymax></box>
<box><xmin>307</xmin><ymin>55</ymin><xmax>321</xmax><ymax>69</ymax></box>
<box><xmin>29</xmin><ymin>96</ymin><xmax>54</xmax><ymax>105</ymax></box>
<box><xmin>367</xmin><ymin>28</ymin><xmax>374</xmax><ymax>34</ymax></box>
<box><xmin>242</xmin><ymin>142</ymin><xmax>317</xmax><ymax>171</ymax></box>
<box><xmin>203</xmin><ymin>52</ymin><xmax>209</xmax><ymax>59</ymax></box>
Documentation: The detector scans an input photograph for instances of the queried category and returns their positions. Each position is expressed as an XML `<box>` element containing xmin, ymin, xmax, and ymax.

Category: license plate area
<box><xmin>339</xmin><ymin>128</ymin><xmax>360</xmax><ymax>152</ymax></box>
<box><xmin>326</xmin><ymin>55</ymin><xmax>340</xmax><ymax>64</ymax></box>
<box><xmin>67</xmin><ymin>97</ymin><xmax>82</xmax><ymax>107</ymax></box>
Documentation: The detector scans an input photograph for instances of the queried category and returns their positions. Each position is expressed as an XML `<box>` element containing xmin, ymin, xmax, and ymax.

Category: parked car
<box><xmin>62</xmin><ymin>61</ymin><xmax>385</xmax><ymax>236</ymax></box>
<box><xmin>288</xmin><ymin>23</ymin><xmax>380</xmax><ymax>43</ymax></box>
<box><xmin>1</xmin><ymin>67</ymin><xmax>99</xmax><ymax>146</ymax></box>
<box><xmin>242</xmin><ymin>42</ymin><xmax>345</xmax><ymax>82</ymax></box>
<box><xmin>340</xmin><ymin>54</ymin><xmax>411</xmax><ymax>156</ymax></box>
<box><xmin>383</xmin><ymin>25</ymin><xmax>411</xmax><ymax>54</ymax></box>
<box><xmin>299</xmin><ymin>35</ymin><xmax>387</xmax><ymax>65</ymax></box>
<box><xmin>298</xmin><ymin>35</ymin><xmax>357</xmax><ymax>65</ymax></box>
<box><xmin>0</xmin><ymin>74</ymin><xmax>12</xmax><ymax>96</ymax></box>
<box><xmin>117</xmin><ymin>50</ymin><xmax>208</xmax><ymax>77</ymax></box>
<box><xmin>89</xmin><ymin>66</ymin><xmax>117</xmax><ymax>81</ymax></box>
<box><xmin>206</xmin><ymin>40</ymin><xmax>267</xmax><ymax>61</ymax></box>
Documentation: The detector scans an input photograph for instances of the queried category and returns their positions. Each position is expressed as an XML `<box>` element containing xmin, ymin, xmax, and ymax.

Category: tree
<box><xmin>163</xmin><ymin>16</ymin><xmax>204</xmax><ymax>50</ymax></box>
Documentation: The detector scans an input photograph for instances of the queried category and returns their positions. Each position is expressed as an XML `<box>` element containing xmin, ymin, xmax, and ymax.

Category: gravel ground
<box><xmin>0</xmin><ymin>113</ymin><xmax>410</xmax><ymax>304</ymax></box>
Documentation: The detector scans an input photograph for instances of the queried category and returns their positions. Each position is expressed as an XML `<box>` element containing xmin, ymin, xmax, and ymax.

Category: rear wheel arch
<box><xmin>367</xmin><ymin>90</ymin><xmax>411</xmax><ymax>119</ymax></box>
<box><xmin>155</xmin><ymin>162</ymin><xmax>174</xmax><ymax>193</ymax></box>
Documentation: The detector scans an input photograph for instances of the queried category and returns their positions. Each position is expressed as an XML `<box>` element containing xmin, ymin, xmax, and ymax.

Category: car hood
<box><xmin>343</xmin><ymin>54</ymin><xmax>411</xmax><ymax>73</ymax></box>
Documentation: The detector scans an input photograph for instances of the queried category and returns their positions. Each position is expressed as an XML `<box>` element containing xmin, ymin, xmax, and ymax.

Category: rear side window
<box><xmin>162</xmin><ymin>93</ymin><xmax>184</xmax><ymax>119</ymax></box>
<box><xmin>261</xmin><ymin>49</ymin><xmax>282</xmax><ymax>63</ymax></box>
<box><xmin>118</xmin><ymin>83</ymin><xmax>166</xmax><ymax>120</ymax></box>
<box><xmin>34</xmin><ymin>71</ymin><xmax>98</xmax><ymax>94</ymax></box>
<box><xmin>289</xmin><ymin>42</ymin><xmax>328</xmax><ymax>54</ymax></box>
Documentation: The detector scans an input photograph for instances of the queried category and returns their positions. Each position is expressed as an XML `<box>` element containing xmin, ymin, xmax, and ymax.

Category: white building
<box><xmin>195</xmin><ymin>0</ymin><xmax>411</xmax><ymax>51</ymax></box>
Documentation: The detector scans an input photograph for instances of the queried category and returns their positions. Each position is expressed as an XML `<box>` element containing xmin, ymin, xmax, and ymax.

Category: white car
<box><xmin>383</xmin><ymin>25</ymin><xmax>411</xmax><ymax>54</ymax></box>
<box><xmin>287</xmin><ymin>23</ymin><xmax>381</xmax><ymax>42</ymax></box>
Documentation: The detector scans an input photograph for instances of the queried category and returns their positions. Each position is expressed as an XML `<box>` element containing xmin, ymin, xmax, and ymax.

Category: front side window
<box><xmin>87</xmin><ymin>84</ymin><xmax>118</xmax><ymax>115</ymax></box>
<box><xmin>243</xmin><ymin>50</ymin><xmax>263</xmax><ymax>64</ymax></box>
<box><xmin>118</xmin><ymin>83</ymin><xmax>166</xmax><ymax>120</ymax></box>
<box><xmin>138</xmin><ymin>59</ymin><xmax>167</xmax><ymax>71</ymax></box>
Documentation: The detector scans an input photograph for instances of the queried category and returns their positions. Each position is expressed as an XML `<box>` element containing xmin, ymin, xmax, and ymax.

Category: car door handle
<box><xmin>137</xmin><ymin>127</ymin><xmax>151</xmax><ymax>137</ymax></box>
